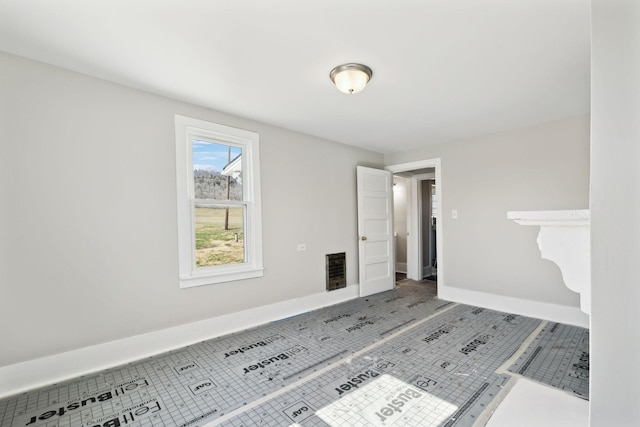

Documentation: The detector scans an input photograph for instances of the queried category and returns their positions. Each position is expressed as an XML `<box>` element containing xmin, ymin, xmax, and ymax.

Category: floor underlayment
<box><xmin>0</xmin><ymin>281</ymin><xmax>589</xmax><ymax>427</ymax></box>
<box><xmin>507</xmin><ymin>321</ymin><xmax>589</xmax><ymax>399</ymax></box>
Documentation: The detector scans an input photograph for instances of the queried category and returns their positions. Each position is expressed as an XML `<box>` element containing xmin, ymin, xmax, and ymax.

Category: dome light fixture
<box><xmin>330</xmin><ymin>63</ymin><xmax>373</xmax><ymax>94</ymax></box>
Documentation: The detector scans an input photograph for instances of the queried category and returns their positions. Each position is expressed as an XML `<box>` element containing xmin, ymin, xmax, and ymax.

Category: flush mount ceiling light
<box><xmin>330</xmin><ymin>63</ymin><xmax>373</xmax><ymax>94</ymax></box>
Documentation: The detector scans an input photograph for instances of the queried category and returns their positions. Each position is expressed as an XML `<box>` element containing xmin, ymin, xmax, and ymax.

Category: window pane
<box><xmin>192</xmin><ymin>140</ymin><xmax>243</xmax><ymax>201</ymax></box>
<box><xmin>194</xmin><ymin>206</ymin><xmax>245</xmax><ymax>267</ymax></box>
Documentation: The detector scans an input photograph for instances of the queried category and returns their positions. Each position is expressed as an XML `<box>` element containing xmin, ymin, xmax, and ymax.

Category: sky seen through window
<box><xmin>192</xmin><ymin>139</ymin><xmax>242</xmax><ymax>172</ymax></box>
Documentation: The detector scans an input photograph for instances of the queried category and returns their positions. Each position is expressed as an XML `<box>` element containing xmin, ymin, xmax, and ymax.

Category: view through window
<box><xmin>175</xmin><ymin>115</ymin><xmax>263</xmax><ymax>288</ymax></box>
<box><xmin>193</xmin><ymin>141</ymin><xmax>244</xmax><ymax>267</ymax></box>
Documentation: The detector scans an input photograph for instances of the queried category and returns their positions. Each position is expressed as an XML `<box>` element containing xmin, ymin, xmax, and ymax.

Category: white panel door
<box><xmin>357</xmin><ymin>166</ymin><xmax>395</xmax><ymax>297</ymax></box>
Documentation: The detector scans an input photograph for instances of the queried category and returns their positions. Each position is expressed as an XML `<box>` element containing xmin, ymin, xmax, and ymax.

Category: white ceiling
<box><xmin>0</xmin><ymin>0</ymin><xmax>591</xmax><ymax>154</ymax></box>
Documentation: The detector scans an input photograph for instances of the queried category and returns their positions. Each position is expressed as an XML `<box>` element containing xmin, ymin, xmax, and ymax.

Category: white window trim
<box><xmin>175</xmin><ymin>115</ymin><xmax>263</xmax><ymax>288</ymax></box>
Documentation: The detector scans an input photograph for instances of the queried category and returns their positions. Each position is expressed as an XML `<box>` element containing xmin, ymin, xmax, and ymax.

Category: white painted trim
<box><xmin>507</xmin><ymin>209</ymin><xmax>590</xmax><ymax>226</ymax></box>
<box><xmin>395</xmin><ymin>262</ymin><xmax>407</xmax><ymax>273</ymax></box>
<box><xmin>0</xmin><ymin>284</ymin><xmax>360</xmax><ymax>399</ymax></box>
<box><xmin>386</xmin><ymin>159</ymin><xmax>439</xmax><ymax>173</ymax></box>
<box><xmin>508</xmin><ymin>209</ymin><xmax>591</xmax><ymax>315</ymax></box>
<box><xmin>174</xmin><ymin>115</ymin><xmax>264</xmax><ymax>288</ymax></box>
<box><xmin>439</xmin><ymin>284</ymin><xmax>589</xmax><ymax>328</ymax></box>
<box><xmin>413</xmin><ymin>172</ymin><xmax>435</xmax><ymax>180</ymax></box>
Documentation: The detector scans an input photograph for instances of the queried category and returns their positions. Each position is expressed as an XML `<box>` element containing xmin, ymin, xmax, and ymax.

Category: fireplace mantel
<box><xmin>507</xmin><ymin>209</ymin><xmax>590</xmax><ymax>315</ymax></box>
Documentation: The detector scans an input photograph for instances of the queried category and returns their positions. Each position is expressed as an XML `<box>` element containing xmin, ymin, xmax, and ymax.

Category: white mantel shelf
<box><xmin>507</xmin><ymin>209</ymin><xmax>590</xmax><ymax>226</ymax></box>
<box><xmin>507</xmin><ymin>209</ymin><xmax>591</xmax><ymax>315</ymax></box>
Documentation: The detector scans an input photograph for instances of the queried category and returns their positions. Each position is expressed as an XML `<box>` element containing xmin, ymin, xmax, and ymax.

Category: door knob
<box><xmin>361</xmin><ymin>236</ymin><xmax>367</xmax><ymax>241</ymax></box>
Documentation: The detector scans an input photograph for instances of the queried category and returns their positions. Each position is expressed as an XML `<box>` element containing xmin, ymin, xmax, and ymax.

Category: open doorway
<box><xmin>386</xmin><ymin>159</ymin><xmax>443</xmax><ymax>293</ymax></box>
<box><xmin>393</xmin><ymin>171</ymin><xmax>437</xmax><ymax>280</ymax></box>
<box><xmin>422</xmin><ymin>178</ymin><xmax>437</xmax><ymax>281</ymax></box>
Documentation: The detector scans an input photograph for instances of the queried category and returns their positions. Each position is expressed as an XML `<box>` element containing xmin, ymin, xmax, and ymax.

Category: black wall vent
<box><xmin>326</xmin><ymin>252</ymin><xmax>346</xmax><ymax>291</ymax></box>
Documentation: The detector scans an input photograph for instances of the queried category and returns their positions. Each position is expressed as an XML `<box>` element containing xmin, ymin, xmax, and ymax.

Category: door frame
<box><xmin>386</xmin><ymin>158</ymin><xmax>443</xmax><ymax>290</ymax></box>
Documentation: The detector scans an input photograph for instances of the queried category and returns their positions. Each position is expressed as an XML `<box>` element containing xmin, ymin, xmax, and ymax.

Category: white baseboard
<box><xmin>395</xmin><ymin>262</ymin><xmax>407</xmax><ymax>273</ymax></box>
<box><xmin>0</xmin><ymin>284</ymin><xmax>360</xmax><ymax>399</ymax></box>
<box><xmin>439</xmin><ymin>285</ymin><xmax>589</xmax><ymax>328</ymax></box>
<box><xmin>422</xmin><ymin>266</ymin><xmax>434</xmax><ymax>278</ymax></box>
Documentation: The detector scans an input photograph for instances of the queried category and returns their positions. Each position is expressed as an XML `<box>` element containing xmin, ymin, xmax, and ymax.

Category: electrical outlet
<box><xmin>451</xmin><ymin>209</ymin><xmax>458</xmax><ymax>219</ymax></box>
<box><xmin>297</xmin><ymin>244</ymin><xmax>306</xmax><ymax>252</ymax></box>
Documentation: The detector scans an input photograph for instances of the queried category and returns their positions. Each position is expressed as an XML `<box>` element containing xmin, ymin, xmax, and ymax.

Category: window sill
<box><xmin>179</xmin><ymin>266</ymin><xmax>264</xmax><ymax>289</ymax></box>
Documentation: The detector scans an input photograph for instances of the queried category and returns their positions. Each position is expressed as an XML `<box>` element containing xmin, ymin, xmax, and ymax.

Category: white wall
<box><xmin>385</xmin><ymin>116</ymin><xmax>590</xmax><ymax>318</ymax></box>
<box><xmin>0</xmin><ymin>52</ymin><xmax>383</xmax><ymax>368</ymax></box>
<box><xmin>590</xmin><ymin>1</ymin><xmax>640</xmax><ymax>425</ymax></box>
<box><xmin>421</xmin><ymin>180</ymin><xmax>435</xmax><ymax>275</ymax></box>
<box><xmin>392</xmin><ymin>176</ymin><xmax>408</xmax><ymax>271</ymax></box>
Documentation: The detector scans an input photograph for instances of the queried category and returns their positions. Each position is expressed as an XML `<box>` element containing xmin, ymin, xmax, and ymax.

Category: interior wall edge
<box><xmin>439</xmin><ymin>285</ymin><xmax>589</xmax><ymax>328</ymax></box>
<box><xmin>0</xmin><ymin>284</ymin><xmax>360</xmax><ymax>399</ymax></box>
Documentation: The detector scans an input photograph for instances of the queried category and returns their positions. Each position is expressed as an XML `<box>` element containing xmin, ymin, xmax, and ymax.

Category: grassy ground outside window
<box><xmin>194</xmin><ymin>207</ymin><xmax>244</xmax><ymax>266</ymax></box>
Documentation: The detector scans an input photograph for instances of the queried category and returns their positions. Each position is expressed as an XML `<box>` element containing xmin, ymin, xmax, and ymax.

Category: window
<box><xmin>175</xmin><ymin>115</ymin><xmax>263</xmax><ymax>288</ymax></box>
